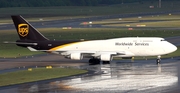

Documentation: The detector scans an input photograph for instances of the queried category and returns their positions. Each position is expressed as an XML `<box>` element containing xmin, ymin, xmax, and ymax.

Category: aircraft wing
<box><xmin>27</xmin><ymin>47</ymin><xmax>129</xmax><ymax>61</ymax></box>
<box><xmin>27</xmin><ymin>47</ymin><xmax>126</xmax><ymax>55</ymax></box>
<box><xmin>59</xmin><ymin>50</ymin><xmax>127</xmax><ymax>61</ymax></box>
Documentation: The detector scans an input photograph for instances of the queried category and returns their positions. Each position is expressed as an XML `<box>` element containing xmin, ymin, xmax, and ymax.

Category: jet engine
<box><xmin>100</xmin><ymin>54</ymin><xmax>112</xmax><ymax>61</ymax></box>
<box><xmin>70</xmin><ymin>53</ymin><xmax>83</xmax><ymax>60</ymax></box>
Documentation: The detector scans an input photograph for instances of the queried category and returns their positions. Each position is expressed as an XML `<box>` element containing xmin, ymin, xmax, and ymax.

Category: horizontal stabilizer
<box><xmin>27</xmin><ymin>47</ymin><xmax>60</xmax><ymax>54</ymax></box>
<box><xmin>3</xmin><ymin>41</ymin><xmax>38</xmax><ymax>45</ymax></box>
<box><xmin>27</xmin><ymin>47</ymin><xmax>38</xmax><ymax>51</ymax></box>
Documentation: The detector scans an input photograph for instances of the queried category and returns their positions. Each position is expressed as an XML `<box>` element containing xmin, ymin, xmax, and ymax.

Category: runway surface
<box><xmin>0</xmin><ymin>56</ymin><xmax>180</xmax><ymax>93</ymax></box>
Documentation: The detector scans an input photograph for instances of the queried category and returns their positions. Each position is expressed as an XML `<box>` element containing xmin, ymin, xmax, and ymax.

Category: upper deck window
<box><xmin>143</xmin><ymin>40</ymin><xmax>152</xmax><ymax>42</ymax></box>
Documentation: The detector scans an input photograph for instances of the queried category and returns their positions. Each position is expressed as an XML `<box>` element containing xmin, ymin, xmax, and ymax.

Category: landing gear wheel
<box><xmin>156</xmin><ymin>59</ymin><xmax>161</xmax><ymax>64</ymax></box>
<box><xmin>94</xmin><ymin>59</ymin><xmax>100</xmax><ymax>64</ymax></box>
<box><xmin>102</xmin><ymin>61</ymin><xmax>110</xmax><ymax>64</ymax></box>
<box><xmin>156</xmin><ymin>56</ymin><xmax>161</xmax><ymax>64</ymax></box>
<box><xmin>89</xmin><ymin>58</ymin><xmax>100</xmax><ymax>65</ymax></box>
<box><xmin>89</xmin><ymin>59</ymin><xmax>93</xmax><ymax>64</ymax></box>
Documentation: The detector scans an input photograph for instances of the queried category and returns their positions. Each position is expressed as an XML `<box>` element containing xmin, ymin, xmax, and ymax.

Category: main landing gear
<box><xmin>156</xmin><ymin>56</ymin><xmax>161</xmax><ymax>64</ymax></box>
<box><xmin>88</xmin><ymin>58</ymin><xmax>110</xmax><ymax>65</ymax></box>
<box><xmin>89</xmin><ymin>58</ymin><xmax>100</xmax><ymax>65</ymax></box>
<box><xmin>102</xmin><ymin>61</ymin><xmax>110</xmax><ymax>64</ymax></box>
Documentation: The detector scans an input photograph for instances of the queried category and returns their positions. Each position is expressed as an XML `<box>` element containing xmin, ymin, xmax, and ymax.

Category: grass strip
<box><xmin>0</xmin><ymin>67</ymin><xmax>87</xmax><ymax>87</ymax></box>
<box><xmin>86</xmin><ymin>14</ymin><xmax>180</xmax><ymax>27</ymax></box>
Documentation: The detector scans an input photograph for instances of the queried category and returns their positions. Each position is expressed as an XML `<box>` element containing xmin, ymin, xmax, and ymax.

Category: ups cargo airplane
<box><xmin>9</xmin><ymin>15</ymin><xmax>177</xmax><ymax>64</ymax></box>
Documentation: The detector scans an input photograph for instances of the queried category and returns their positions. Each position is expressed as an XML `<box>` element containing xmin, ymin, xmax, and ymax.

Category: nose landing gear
<box><xmin>156</xmin><ymin>56</ymin><xmax>161</xmax><ymax>64</ymax></box>
<box><xmin>89</xmin><ymin>58</ymin><xmax>110</xmax><ymax>65</ymax></box>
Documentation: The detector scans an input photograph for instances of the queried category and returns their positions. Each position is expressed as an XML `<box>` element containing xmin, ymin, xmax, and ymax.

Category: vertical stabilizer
<box><xmin>11</xmin><ymin>15</ymin><xmax>48</xmax><ymax>41</ymax></box>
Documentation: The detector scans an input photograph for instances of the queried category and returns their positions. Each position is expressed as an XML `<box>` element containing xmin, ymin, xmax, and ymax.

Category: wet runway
<box><xmin>0</xmin><ymin>56</ymin><xmax>180</xmax><ymax>93</ymax></box>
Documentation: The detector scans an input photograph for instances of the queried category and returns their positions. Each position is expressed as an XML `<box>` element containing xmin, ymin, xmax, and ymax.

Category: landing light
<box><xmin>46</xmin><ymin>66</ymin><xmax>52</xmax><ymax>69</ymax></box>
<box><xmin>28</xmin><ymin>68</ymin><xmax>33</xmax><ymax>71</ymax></box>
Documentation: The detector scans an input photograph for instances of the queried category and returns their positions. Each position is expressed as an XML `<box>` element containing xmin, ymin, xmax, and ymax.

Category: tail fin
<box><xmin>11</xmin><ymin>15</ymin><xmax>48</xmax><ymax>41</ymax></box>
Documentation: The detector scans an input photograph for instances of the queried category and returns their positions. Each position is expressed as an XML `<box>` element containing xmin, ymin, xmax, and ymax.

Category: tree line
<box><xmin>0</xmin><ymin>0</ymin><xmax>178</xmax><ymax>7</ymax></box>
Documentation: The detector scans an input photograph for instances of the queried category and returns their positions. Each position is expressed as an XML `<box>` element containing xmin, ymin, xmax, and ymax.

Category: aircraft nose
<box><xmin>169</xmin><ymin>44</ymin><xmax>177</xmax><ymax>53</ymax></box>
<box><xmin>172</xmin><ymin>45</ymin><xmax>177</xmax><ymax>52</ymax></box>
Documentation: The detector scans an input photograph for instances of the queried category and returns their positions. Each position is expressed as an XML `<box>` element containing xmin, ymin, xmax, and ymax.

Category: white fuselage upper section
<box><xmin>56</xmin><ymin>37</ymin><xmax>177</xmax><ymax>57</ymax></box>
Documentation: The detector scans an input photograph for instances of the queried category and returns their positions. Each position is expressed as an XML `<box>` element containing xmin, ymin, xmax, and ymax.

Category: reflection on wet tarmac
<box><xmin>63</xmin><ymin>62</ymin><xmax>178</xmax><ymax>93</ymax></box>
<box><xmin>0</xmin><ymin>60</ymin><xmax>179</xmax><ymax>93</ymax></box>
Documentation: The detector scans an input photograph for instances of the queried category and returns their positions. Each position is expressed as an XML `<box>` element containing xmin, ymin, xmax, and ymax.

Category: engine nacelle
<box><xmin>100</xmin><ymin>54</ymin><xmax>113</xmax><ymax>61</ymax></box>
<box><xmin>70</xmin><ymin>53</ymin><xmax>83</xmax><ymax>60</ymax></box>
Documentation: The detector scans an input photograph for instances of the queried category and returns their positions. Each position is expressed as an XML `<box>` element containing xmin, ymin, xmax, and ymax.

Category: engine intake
<box><xmin>70</xmin><ymin>53</ymin><xmax>83</xmax><ymax>60</ymax></box>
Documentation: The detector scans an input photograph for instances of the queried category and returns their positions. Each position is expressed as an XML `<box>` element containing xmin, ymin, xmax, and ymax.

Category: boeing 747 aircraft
<box><xmin>9</xmin><ymin>15</ymin><xmax>177</xmax><ymax>64</ymax></box>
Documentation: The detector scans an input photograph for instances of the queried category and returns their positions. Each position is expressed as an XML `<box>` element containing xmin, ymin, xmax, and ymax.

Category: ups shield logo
<box><xmin>18</xmin><ymin>24</ymin><xmax>29</xmax><ymax>37</ymax></box>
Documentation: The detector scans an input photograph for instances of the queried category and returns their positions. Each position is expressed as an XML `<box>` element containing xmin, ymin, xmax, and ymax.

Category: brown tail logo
<box><xmin>18</xmin><ymin>24</ymin><xmax>29</xmax><ymax>37</ymax></box>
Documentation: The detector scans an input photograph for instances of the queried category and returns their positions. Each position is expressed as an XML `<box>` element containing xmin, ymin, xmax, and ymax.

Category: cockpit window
<box><xmin>161</xmin><ymin>39</ymin><xmax>166</xmax><ymax>41</ymax></box>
